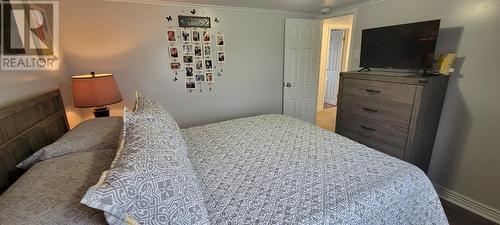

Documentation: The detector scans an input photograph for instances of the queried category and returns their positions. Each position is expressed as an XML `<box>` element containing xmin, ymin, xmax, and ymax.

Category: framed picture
<box><xmin>186</xmin><ymin>67</ymin><xmax>193</xmax><ymax>77</ymax></box>
<box><xmin>169</xmin><ymin>47</ymin><xmax>179</xmax><ymax>59</ymax></box>
<box><xmin>185</xmin><ymin>81</ymin><xmax>197</xmax><ymax>89</ymax></box>
<box><xmin>205</xmin><ymin>59</ymin><xmax>213</xmax><ymax>70</ymax></box>
<box><xmin>170</xmin><ymin>62</ymin><xmax>181</xmax><ymax>70</ymax></box>
<box><xmin>216</xmin><ymin>34</ymin><xmax>224</xmax><ymax>46</ymax></box>
<box><xmin>181</xmin><ymin>29</ymin><xmax>191</xmax><ymax>42</ymax></box>
<box><xmin>192</xmin><ymin>30</ymin><xmax>201</xmax><ymax>42</ymax></box>
<box><xmin>166</xmin><ymin>29</ymin><xmax>176</xmax><ymax>42</ymax></box>
<box><xmin>194</xmin><ymin>45</ymin><xmax>202</xmax><ymax>57</ymax></box>
<box><xmin>183</xmin><ymin>55</ymin><xmax>193</xmax><ymax>63</ymax></box>
<box><xmin>183</xmin><ymin>44</ymin><xmax>193</xmax><ymax>54</ymax></box>
<box><xmin>195</xmin><ymin>60</ymin><xmax>203</xmax><ymax>71</ymax></box>
<box><xmin>195</xmin><ymin>74</ymin><xmax>206</xmax><ymax>82</ymax></box>
<box><xmin>217</xmin><ymin>51</ymin><xmax>225</xmax><ymax>63</ymax></box>
<box><xmin>203</xmin><ymin>45</ymin><xmax>211</xmax><ymax>58</ymax></box>
<box><xmin>202</xmin><ymin>31</ymin><xmax>210</xmax><ymax>43</ymax></box>
<box><xmin>206</xmin><ymin>72</ymin><xmax>214</xmax><ymax>84</ymax></box>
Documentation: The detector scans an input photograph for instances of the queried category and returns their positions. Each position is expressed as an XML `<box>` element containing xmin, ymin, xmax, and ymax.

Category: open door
<box><xmin>324</xmin><ymin>29</ymin><xmax>345</xmax><ymax>105</ymax></box>
<box><xmin>283</xmin><ymin>18</ymin><xmax>321</xmax><ymax>124</ymax></box>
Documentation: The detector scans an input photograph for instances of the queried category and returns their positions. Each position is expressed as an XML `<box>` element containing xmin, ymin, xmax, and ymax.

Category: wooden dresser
<box><xmin>336</xmin><ymin>71</ymin><xmax>449</xmax><ymax>172</ymax></box>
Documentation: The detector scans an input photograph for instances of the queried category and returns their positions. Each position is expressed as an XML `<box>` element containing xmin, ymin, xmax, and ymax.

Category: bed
<box><xmin>0</xmin><ymin>90</ymin><xmax>448</xmax><ymax>225</ymax></box>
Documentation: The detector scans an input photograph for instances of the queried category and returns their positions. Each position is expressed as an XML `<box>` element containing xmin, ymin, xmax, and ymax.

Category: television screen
<box><xmin>360</xmin><ymin>20</ymin><xmax>440</xmax><ymax>69</ymax></box>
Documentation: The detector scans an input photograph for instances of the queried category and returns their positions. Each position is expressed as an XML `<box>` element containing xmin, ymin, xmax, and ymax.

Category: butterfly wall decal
<box><xmin>214</xmin><ymin>18</ymin><xmax>220</xmax><ymax>23</ymax></box>
<box><xmin>190</xmin><ymin>9</ymin><xmax>196</xmax><ymax>15</ymax></box>
<box><xmin>165</xmin><ymin>16</ymin><xmax>172</xmax><ymax>22</ymax></box>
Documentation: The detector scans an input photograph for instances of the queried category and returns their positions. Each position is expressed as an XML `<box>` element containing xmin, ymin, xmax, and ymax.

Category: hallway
<box><xmin>316</xmin><ymin>105</ymin><xmax>336</xmax><ymax>132</ymax></box>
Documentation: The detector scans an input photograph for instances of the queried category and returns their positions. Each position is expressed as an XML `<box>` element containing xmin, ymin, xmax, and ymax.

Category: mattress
<box><xmin>0</xmin><ymin>149</ymin><xmax>114</xmax><ymax>225</ymax></box>
<box><xmin>182</xmin><ymin>114</ymin><xmax>448</xmax><ymax>224</ymax></box>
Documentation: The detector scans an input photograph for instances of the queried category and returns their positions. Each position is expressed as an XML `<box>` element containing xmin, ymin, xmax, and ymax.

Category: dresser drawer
<box><xmin>336</xmin><ymin>127</ymin><xmax>405</xmax><ymax>159</ymax></box>
<box><xmin>337</xmin><ymin>113</ymin><xmax>408</xmax><ymax>149</ymax></box>
<box><xmin>341</xmin><ymin>95</ymin><xmax>413</xmax><ymax>128</ymax></box>
<box><xmin>342</xmin><ymin>78</ymin><xmax>416</xmax><ymax>104</ymax></box>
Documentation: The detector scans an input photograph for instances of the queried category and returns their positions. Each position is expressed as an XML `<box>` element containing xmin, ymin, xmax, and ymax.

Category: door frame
<box><xmin>316</xmin><ymin>14</ymin><xmax>354</xmax><ymax>112</ymax></box>
<box><xmin>323</xmin><ymin>29</ymin><xmax>346</xmax><ymax>106</ymax></box>
<box><xmin>317</xmin><ymin>26</ymin><xmax>350</xmax><ymax>111</ymax></box>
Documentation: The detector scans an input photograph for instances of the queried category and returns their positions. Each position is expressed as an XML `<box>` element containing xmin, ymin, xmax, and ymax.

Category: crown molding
<box><xmin>434</xmin><ymin>184</ymin><xmax>500</xmax><ymax>223</ymax></box>
<box><xmin>107</xmin><ymin>0</ymin><xmax>318</xmax><ymax>17</ymax></box>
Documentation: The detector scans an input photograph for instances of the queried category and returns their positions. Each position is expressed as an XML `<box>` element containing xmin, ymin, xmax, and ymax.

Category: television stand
<box><xmin>357</xmin><ymin>67</ymin><xmax>372</xmax><ymax>72</ymax></box>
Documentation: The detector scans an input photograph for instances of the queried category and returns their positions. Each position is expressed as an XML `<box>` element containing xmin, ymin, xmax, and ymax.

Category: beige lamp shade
<box><xmin>72</xmin><ymin>73</ymin><xmax>123</xmax><ymax>108</ymax></box>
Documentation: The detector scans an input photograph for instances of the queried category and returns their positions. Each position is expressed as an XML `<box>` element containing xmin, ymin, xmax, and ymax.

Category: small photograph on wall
<box><xmin>192</xmin><ymin>30</ymin><xmax>201</xmax><ymax>42</ymax></box>
<box><xmin>183</xmin><ymin>55</ymin><xmax>193</xmax><ymax>63</ymax></box>
<box><xmin>203</xmin><ymin>45</ymin><xmax>211</xmax><ymax>58</ymax></box>
<box><xmin>195</xmin><ymin>60</ymin><xmax>203</xmax><ymax>71</ymax></box>
<box><xmin>206</xmin><ymin>72</ymin><xmax>214</xmax><ymax>84</ymax></box>
<box><xmin>169</xmin><ymin>47</ymin><xmax>179</xmax><ymax>59</ymax></box>
<box><xmin>194</xmin><ymin>46</ymin><xmax>202</xmax><ymax>57</ymax></box>
<box><xmin>195</xmin><ymin>74</ymin><xmax>206</xmax><ymax>82</ymax></box>
<box><xmin>203</xmin><ymin>31</ymin><xmax>211</xmax><ymax>43</ymax></box>
<box><xmin>166</xmin><ymin>29</ymin><xmax>176</xmax><ymax>42</ymax></box>
<box><xmin>183</xmin><ymin>44</ymin><xmax>193</xmax><ymax>54</ymax></box>
<box><xmin>216</xmin><ymin>34</ymin><xmax>224</xmax><ymax>46</ymax></box>
<box><xmin>217</xmin><ymin>51</ymin><xmax>225</xmax><ymax>63</ymax></box>
<box><xmin>181</xmin><ymin>29</ymin><xmax>191</xmax><ymax>42</ymax></box>
<box><xmin>186</xmin><ymin>67</ymin><xmax>194</xmax><ymax>77</ymax></box>
<box><xmin>185</xmin><ymin>81</ymin><xmax>197</xmax><ymax>90</ymax></box>
<box><xmin>205</xmin><ymin>59</ymin><xmax>213</xmax><ymax>70</ymax></box>
<box><xmin>170</xmin><ymin>62</ymin><xmax>181</xmax><ymax>70</ymax></box>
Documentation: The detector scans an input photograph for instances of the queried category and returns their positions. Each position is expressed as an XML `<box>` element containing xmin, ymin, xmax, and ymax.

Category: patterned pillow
<box><xmin>81</xmin><ymin>111</ymin><xmax>209</xmax><ymax>225</ymax></box>
<box><xmin>135</xmin><ymin>92</ymin><xmax>179</xmax><ymax>129</ymax></box>
<box><xmin>17</xmin><ymin>117</ymin><xmax>123</xmax><ymax>169</ymax></box>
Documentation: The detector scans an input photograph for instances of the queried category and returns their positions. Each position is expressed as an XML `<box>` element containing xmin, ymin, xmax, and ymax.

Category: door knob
<box><xmin>285</xmin><ymin>82</ymin><xmax>292</xmax><ymax>87</ymax></box>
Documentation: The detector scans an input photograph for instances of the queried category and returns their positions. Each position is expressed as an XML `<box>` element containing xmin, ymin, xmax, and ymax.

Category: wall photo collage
<box><xmin>166</xmin><ymin>16</ymin><xmax>225</xmax><ymax>92</ymax></box>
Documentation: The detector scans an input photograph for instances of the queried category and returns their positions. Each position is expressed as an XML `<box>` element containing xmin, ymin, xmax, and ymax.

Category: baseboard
<box><xmin>434</xmin><ymin>184</ymin><xmax>500</xmax><ymax>223</ymax></box>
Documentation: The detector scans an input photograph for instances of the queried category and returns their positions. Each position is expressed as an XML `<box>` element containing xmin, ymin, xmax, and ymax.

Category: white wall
<box><xmin>0</xmin><ymin>0</ymin><xmax>312</xmax><ymax>128</ymax></box>
<box><xmin>326</xmin><ymin>0</ymin><xmax>500</xmax><ymax>212</ymax></box>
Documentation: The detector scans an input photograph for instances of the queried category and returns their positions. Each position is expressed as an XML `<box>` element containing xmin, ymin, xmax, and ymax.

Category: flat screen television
<box><xmin>360</xmin><ymin>19</ymin><xmax>441</xmax><ymax>70</ymax></box>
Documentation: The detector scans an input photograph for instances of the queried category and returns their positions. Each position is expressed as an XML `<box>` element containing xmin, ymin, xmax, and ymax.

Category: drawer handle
<box><xmin>365</xmin><ymin>89</ymin><xmax>381</xmax><ymax>94</ymax></box>
<box><xmin>360</xmin><ymin>125</ymin><xmax>376</xmax><ymax>131</ymax></box>
<box><xmin>362</xmin><ymin>107</ymin><xmax>378</xmax><ymax>113</ymax></box>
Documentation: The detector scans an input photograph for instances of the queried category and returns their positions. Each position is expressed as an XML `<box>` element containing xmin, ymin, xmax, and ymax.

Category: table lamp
<box><xmin>72</xmin><ymin>72</ymin><xmax>123</xmax><ymax>117</ymax></box>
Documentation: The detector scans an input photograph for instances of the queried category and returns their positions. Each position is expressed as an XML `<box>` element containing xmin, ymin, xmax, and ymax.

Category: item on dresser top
<box><xmin>17</xmin><ymin>117</ymin><xmax>123</xmax><ymax>169</ymax></box>
<box><xmin>81</xmin><ymin>110</ymin><xmax>209</xmax><ymax>225</ymax></box>
<box><xmin>437</xmin><ymin>53</ymin><xmax>457</xmax><ymax>75</ymax></box>
<box><xmin>0</xmin><ymin>149</ymin><xmax>116</xmax><ymax>225</ymax></box>
<box><xmin>336</xmin><ymin>72</ymin><xmax>449</xmax><ymax>172</ymax></box>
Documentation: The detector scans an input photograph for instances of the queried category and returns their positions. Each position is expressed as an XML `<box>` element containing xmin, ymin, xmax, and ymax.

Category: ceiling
<box><xmin>158</xmin><ymin>0</ymin><xmax>375</xmax><ymax>14</ymax></box>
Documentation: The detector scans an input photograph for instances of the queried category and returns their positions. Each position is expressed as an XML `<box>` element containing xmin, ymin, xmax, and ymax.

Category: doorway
<box><xmin>316</xmin><ymin>14</ymin><xmax>353</xmax><ymax>132</ymax></box>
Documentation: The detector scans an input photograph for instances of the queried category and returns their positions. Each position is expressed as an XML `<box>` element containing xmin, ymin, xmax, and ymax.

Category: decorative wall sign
<box><xmin>178</xmin><ymin>16</ymin><xmax>211</xmax><ymax>28</ymax></box>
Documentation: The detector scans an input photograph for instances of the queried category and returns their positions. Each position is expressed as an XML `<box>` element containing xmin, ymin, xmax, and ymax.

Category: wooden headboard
<box><xmin>0</xmin><ymin>89</ymin><xmax>69</xmax><ymax>193</ymax></box>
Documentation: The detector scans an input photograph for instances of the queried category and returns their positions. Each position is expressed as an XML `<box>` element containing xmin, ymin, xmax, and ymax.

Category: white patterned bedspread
<box><xmin>182</xmin><ymin>114</ymin><xmax>448</xmax><ymax>225</ymax></box>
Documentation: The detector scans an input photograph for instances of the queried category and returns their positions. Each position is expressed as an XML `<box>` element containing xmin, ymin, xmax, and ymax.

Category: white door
<box><xmin>324</xmin><ymin>29</ymin><xmax>344</xmax><ymax>105</ymax></box>
<box><xmin>283</xmin><ymin>18</ymin><xmax>321</xmax><ymax>124</ymax></box>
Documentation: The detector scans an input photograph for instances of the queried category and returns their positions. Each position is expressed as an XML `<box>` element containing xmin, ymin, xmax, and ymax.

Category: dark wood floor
<box><xmin>441</xmin><ymin>198</ymin><xmax>498</xmax><ymax>225</ymax></box>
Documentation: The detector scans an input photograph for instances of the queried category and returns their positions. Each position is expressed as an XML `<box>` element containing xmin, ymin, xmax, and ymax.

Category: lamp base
<box><xmin>93</xmin><ymin>107</ymin><xmax>110</xmax><ymax>118</ymax></box>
